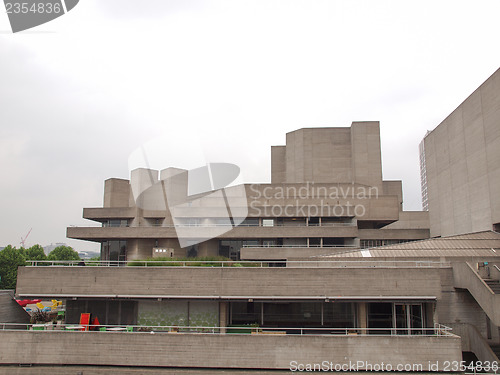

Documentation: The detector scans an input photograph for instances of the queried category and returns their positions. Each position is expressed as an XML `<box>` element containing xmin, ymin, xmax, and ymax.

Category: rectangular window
<box><xmin>262</xmin><ymin>219</ymin><xmax>274</xmax><ymax>227</ymax></box>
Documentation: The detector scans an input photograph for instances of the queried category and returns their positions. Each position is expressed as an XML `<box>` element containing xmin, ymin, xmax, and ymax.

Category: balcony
<box><xmin>67</xmin><ymin>221</ymin><xmax>359</xmax><ymax>241</ymax></box>
<box><xmin>17</xmin><ymin>263</ymin><xmax>444</xmax><ymax>300</ymax></box>
<box><xmin>0</xmin><ymin>324</ymin><xmax>460</xmax><ymax>371</ymax></box>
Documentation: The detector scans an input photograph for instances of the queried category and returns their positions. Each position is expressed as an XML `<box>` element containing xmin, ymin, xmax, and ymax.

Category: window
<box><xmin>262</xmin><ymin>219</ymin><xmax>274</xmax><ymax>227</ymax></box>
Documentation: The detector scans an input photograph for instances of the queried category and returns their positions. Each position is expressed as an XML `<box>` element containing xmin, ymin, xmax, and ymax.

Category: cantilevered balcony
<box><xmin>17</xmin><ymin>262</ymin><xmax>444</xmax><ymax>300</ymax></box>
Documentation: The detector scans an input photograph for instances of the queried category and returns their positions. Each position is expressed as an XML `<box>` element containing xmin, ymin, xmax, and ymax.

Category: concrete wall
<box><xmin>382</xmin><ymin>180</ymin><xmax>403</xmax><ymax>210</ymax></box>
<box><xmin>103</xmin><ymin>178</ymin><xmax>131</xmax><ymax>208</ymax></box>
<box><xmin>359</xmin><ymin>228</ymin><xmax>430</xmax><ymax>240</ymax></box>
<box><xmin>240</xmin><ymin>247</ymin><xmax>351</xmax><ymax>260</ymax></box>
<box><xmin>0</xmin><ymin>331</ymin><xmax>461</xmax><ymax>371</ymax></box>
<box><xmin>270</xmin><ymin>145</ymin><xmax>286</xmax><ymax>183</ymax></box>
<box><xmin>382</xmin><ymin>211</ymin><xmax>430</xmax><ymax>230</ymax></box>
<box><xmin>83</xmin><ymin>207</ymin><xmax>136</xmax><ymax>220</ymax></box>
<box><xmin>0</xmin><ymin>291</ymin><xmax>30</xmax><ymax>324</ymax></box>
<box><xmin>16</xmin><ymin>266</ymin><xmax>443</xmax><ymax>299</ymax></box>
<box><xmin>272</xmin><ymin>123</ymin><xmax>383</xmax><ymax>188</ymax></box>
<box><xmin>351</xmin><ymin>122</ymin><xmax>383</xmax><ymax>190</ymax></box>
<box><xmin>447</xmin><ymin>323</ymin><xmax>498</xmax><ymax>363</ymax></box>
<box><xmin>0</xmin><ymin>366</ymin><xmax>288</xmax><ymax>375</ymax></box>
<box><xmin>424</xmin><ymin>68</ymin><xmax>500</xmax><ymax>237</ymax></box>
<box><xmin>438</xmin><ymin>267</ymin><xmax>489</xmax><ymax>338</ymax></box>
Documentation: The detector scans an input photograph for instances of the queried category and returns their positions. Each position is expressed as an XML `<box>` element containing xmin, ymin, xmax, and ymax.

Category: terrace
<box><xmin>0</xmin><ymin>322</ymin><xmax>461</xmax><ymax>371</ymax></box>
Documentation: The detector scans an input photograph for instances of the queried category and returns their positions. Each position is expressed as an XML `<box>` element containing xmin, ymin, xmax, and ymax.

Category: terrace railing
<box><xmin>24</xmin><ymin>259</ymin><xmax>450</xmax><ymax>268</ymax></box>
<box><xmin>0</xmin><ymin>322</ymin><xmax>456</xmax><ymax>337</ymax></box>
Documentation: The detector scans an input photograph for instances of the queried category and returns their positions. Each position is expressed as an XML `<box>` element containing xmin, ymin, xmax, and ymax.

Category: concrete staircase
<box><xmin>483</xmin><ymin>279</ymin><xmax>500</xmax><ymax>294</ymax></box>
<box><xmin>453</xmin><ymin>263</ymin><xmax>500</xmax><ymax>326</ymax></box>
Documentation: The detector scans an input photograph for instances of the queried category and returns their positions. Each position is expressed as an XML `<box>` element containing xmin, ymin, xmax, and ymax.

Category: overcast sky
<box><xmin>1</xmin><ymin>0</ymin><xmax>499</xmax><ymax>252</ymax></box>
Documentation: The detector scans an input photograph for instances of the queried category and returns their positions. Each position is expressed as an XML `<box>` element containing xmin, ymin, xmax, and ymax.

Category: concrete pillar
<box><xmin>358</xmin><ymin>302</ymin><xmax>367</xmax><ymax>334</ymax></box>
<box><xmin>427</xmin><ymin>302</ymin><xmax>437</xmax><ymax>327</ymax></box>
<box><xmin>219</xmin><ymin>302</ymin><xmax>229</xmax><ymax>334</ymax></box>
<box><xmin>198</xmin><ymin>239</ymin><xmax>219</xmax><ymax>257</ymax></box>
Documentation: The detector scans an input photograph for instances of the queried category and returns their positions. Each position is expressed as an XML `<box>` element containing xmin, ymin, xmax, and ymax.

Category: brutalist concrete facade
<box><xmin>421</xmin><ymin>68</ymin><xmax>500</xmax><ymax>237</ymax></box>
<box><xmin>68</xmin><ymin>122</ymin><xmax>430</xmax><ymax>261</ymax></box>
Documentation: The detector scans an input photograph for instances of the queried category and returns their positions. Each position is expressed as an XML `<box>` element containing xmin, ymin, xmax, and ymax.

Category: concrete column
<box><xmin>427</xmin><ymin>302</ymin><xmax>437</xmax><ymax>327</ymax></box>
<box><xmin>219</xmin><ymin>302</ymin><xmax>229</xmax><ymax>334</ymax></box>
<box><xmin>358</xmin><ymin>303</ymin><xmax>367</xmax><ymax>334</ymax></box>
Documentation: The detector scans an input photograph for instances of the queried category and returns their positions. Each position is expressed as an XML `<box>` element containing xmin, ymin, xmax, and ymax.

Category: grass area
<box><xmin>127</xmin><ymin>256</ymin><xmax>261</xmax><ymax>267</ymax></box>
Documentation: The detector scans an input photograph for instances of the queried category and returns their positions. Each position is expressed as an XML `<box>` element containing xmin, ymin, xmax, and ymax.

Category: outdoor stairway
<box><xmin>483</xmin><ymin>279</ymin><xmax>500</xmax><ymax>294</ymax></box>
<box><xmin>489</xmin><ymin>345</ymin><xmax>500</xmax><ymax>360</ymax></box>
<box><xmin>453</xmin><ymin>263</ymin><xmax>500</xmax><ymax>326</ymax></box>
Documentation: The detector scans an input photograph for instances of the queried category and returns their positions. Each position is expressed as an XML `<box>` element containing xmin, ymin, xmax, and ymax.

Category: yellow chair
<box><xmin>51</xmin><ymin>300</ymin><xmax>63</xmax><ymax>310</ymax></box>
<box><xmin>36</xmin><ymin>302</ymin><xmax>44</xmax><ymax>309</ymax></box>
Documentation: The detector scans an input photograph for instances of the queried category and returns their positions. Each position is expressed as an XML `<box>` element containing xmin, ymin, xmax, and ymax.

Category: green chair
<box><xmin>99</xmin><ymin>327</ymin><xmax>107</xmax><ymax>332</ymax></box>
<box><xmin>126</xmin><ymin>326</ymin><xmax>133</xmax><ymax>332</ymax></box>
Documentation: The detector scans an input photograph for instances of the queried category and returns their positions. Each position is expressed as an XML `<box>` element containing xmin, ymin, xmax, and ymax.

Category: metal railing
<box><xmin>242</xmin><ymin>244</ymin><xmax>357</xmax><ymax>248</ymax></box>
<box><xmin>25</xmin><ymin>259</ymin><xmax>450</xmax><ymax>268</ymax></box>
<box><xmin>0</xmin><ymin>322</ymin><xmax>455</xmax><ymax>337</ymax></box>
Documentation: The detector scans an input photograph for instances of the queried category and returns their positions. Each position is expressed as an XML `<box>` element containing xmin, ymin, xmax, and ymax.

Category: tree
<box><xmin>0</xmin><ymin>245</ymin><xmax>26</xmax><ymax>289</ymax></box>
<box><xmin>47</xmin><ymin>246</ymin><xmax>80</xmax><ymax>261</ymax></box>
<box><xmin>24</xmin><ymin>244</ymin><xmax>47</xmax><ymax>261</ymax></box>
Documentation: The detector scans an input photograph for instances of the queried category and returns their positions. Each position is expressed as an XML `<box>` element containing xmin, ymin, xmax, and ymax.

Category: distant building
<box><xmin>42</xmin><ymin>243</ymin><xmax>67</xmax><ymax>255</ymax></box>
<box><xmin>77</xmin><ymin>251</ymin><xmax>100</xmax><ymax>259</ymax></box>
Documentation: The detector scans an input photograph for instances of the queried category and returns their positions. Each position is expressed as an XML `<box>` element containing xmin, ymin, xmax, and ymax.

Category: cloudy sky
<box><xmin>1</xmin><ymin>0</ymin><xmax>499</xmax><ymax>252</ymax></box>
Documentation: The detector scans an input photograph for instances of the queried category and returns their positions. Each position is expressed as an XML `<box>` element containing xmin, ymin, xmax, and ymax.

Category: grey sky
<box><xmin>1</xmin><ymin>0</ymin><xmax>499</xmax><ymax>252</ymax></box>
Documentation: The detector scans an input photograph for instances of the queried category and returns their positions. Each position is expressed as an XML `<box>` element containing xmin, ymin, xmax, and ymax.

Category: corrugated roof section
<box><xmin>322</xmin><ymin>231</ymin><xmax>500</xmax><ymax>258</ymax></box>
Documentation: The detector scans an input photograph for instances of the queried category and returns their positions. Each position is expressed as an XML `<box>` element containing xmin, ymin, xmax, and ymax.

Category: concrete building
<box><xmin>3</xmin><ymin>109</ymin><xmax>500</xmax><ymax>372</ymax></box>
<box><xmin>67</xmin><ymin>122</ymin><xmax>430</xmax><ymax>263</ymax></box>
<box><xmin>420</xmin><ymin>68</ymin><xmax>500</xmax><ymax>237</ymax></box>
<box><xmin>42</xmin><ymin>242</ymin><xmax>67</xmax><ymax>255</ymax></box>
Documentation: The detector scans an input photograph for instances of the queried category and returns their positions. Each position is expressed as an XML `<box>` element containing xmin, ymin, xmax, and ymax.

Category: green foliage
<box><xmin>23</xmin><ymin>244</ymin><xmax>47</xmax><ymax>261</ymax></box>
<box><xmin>127</xmin><ymin>256</ymin><xmax>259</xmax><ymax>267</ymax></box>
<box><xmin>0</xmin><ymin>245</ymin><xmax>26</xmax><ymax>289</ymax></box>
<box><xmin>30</xmin><ymin>308</ymin><xmax>52</xmax><ymax>324</ymax></box>
<box><xmin>47</xmin><ymin>246</ymin><xmax>80</xmax><ymax>261</ymax></box>
<box><xmin>85</xmin><ymin>255</ymin><xmax>101</xmax><ymax>266</ymax></box>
